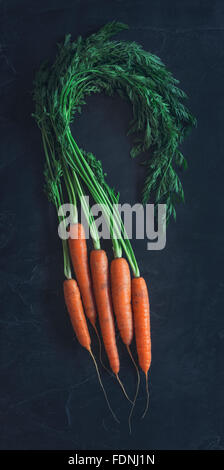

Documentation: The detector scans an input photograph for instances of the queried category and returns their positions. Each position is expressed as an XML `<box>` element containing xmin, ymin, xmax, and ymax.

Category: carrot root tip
<box><xmin>116</xmin><ymin>374</ymin><xmax>133</xmax><ymax>405</ymax></box>
<box><xmin>126</xmin><ymin>345</ymin><xmax>141</xmax><ymax>434</ymax></box>
<box><xmin>89</xmin><ymin>349</ymin><xmax>120</xmax><ymax>424</ymax></box>
<box><xmin>141</xmin><ymin>372</ymin><xmax>149</xmax><ymax>419</ymax></box>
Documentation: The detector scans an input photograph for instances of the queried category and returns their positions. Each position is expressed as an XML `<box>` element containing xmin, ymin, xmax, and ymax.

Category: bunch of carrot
<box><xmin>32</xmin><ymin>20</ymin><xmax>196</xmax><ymax>431</ymax></box>
<box><xmin>29</xmin><ymin>21</ymin><xmax>189</xmax><ymax>430</ymax></box>
<box><xmin>34</xmin><ymin>124</ymin><xmax>151</xmax><ymax>428</ymax></box>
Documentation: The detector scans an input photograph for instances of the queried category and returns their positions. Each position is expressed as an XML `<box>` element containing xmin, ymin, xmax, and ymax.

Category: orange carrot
<box><xmin>68</xmin><ymin>223</ymin><xmax>97</xmax><ymax>327</ymax></box>
<box><xmin>90</xmin><ymin>249</ymin><xmax>119</xmax><ymax>374</ymax></box>
<box><xmin>110</xmin><ymin>257</ymin><xmax>133</xmax><ymax>346</ymax></box>
<box><xmin>63</xmin><ymin>279</ymin><xmax>91</xmax><ymax>350</ymax></box>
<box><xmin>63</xmin><ymin>278</ymin><xmax>118</xmax><ymax>422</ymax></box>
<box><xmin>132</xmin><ymin>276</ymin><xmax>151</xmax><ymax>417</ymax></box>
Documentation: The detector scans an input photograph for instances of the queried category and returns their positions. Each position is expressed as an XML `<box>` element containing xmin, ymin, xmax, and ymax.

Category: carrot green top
<box><xmin>33</xmin><ymin>22</ymin><xmax>196</xmax><ymax>277</ymax></box>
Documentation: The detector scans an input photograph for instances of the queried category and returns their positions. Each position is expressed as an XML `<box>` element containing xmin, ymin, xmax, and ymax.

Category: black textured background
<box><xmin>0</xmin><ymin>0</ymin><xmax>223</xmax><ymax>450</ymax></box>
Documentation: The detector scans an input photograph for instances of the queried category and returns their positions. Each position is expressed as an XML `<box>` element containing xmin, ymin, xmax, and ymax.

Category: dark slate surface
<box><xmin>0</xmin><ymin>0</ymin><xmax>223</xmax><ymax>450</ymax></box>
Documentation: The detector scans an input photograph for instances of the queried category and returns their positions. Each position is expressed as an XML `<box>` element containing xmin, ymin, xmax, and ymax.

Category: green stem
<box><xmin>72</xmin><ymin>169</ymin><xmax>101</xmax><ymax>250</ymax></box>
<box><xmin>66</xmin><ymin>131</ymin><xmax>140</xmax><ymax>276</ymax></box>
<box><xmin>62</xmin><ymin>162</ymin><xmax>78</xmax><ymax>224</ymax></box>
<box><xmin>41</xmin><ymin>130</ymin><xmax>72</xmax><ymax>280</ymax></box>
